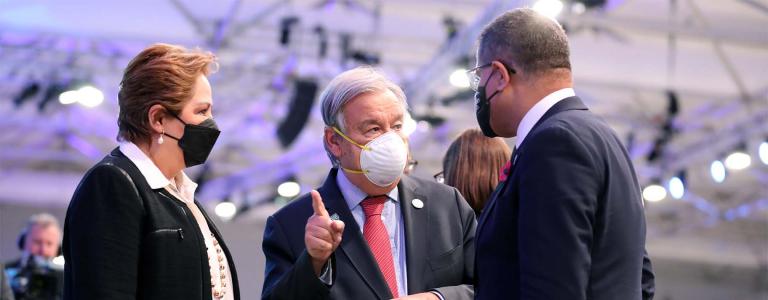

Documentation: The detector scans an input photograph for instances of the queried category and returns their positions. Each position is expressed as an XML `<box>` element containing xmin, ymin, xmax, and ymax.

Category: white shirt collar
<box><xmin>515</xmin><ymin>88</ymin><xmax>575</xmax><ymax>149</ymax></box>
<box><xmin>118</xmin><ymin>142</ymin><xmax>198</xmax><ymax>200</ymax></box>
<box><xmin>336</xmin><ymin>169</ymin><xmax>399</xmax><ymax>211</ymax></box>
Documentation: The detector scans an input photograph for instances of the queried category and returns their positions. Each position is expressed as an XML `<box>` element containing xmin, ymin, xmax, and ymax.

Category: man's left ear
<box><xmin>491</xmin><ymin>60</ymin><xmax>512</xmax><ymax>91</ymax></box>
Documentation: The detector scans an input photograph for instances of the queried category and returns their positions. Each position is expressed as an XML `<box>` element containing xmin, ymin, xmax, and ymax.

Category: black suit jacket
<box><xmin>63</xmin><ymin>148</ymin><xmax>240</xmax><ymax>300</ymax></box>
<box><xmin>475</xmin><ymin>97</ymin><xmax>655</xmax><ymax>300</ymax></box>
<box><xmin>262</xmin><ymin>168</ymin><xmax>476</xmax><ymax>299</ymax></box>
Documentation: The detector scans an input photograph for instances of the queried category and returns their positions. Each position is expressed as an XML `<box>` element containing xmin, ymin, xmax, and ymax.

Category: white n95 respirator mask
<box><xmin>333</xmin><ymin>127</ymin><xmax>408</xmax><ymax>187</ymax></box>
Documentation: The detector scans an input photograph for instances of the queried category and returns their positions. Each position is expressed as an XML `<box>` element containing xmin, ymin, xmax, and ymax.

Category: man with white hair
<box><xmin>6</xmin><ymin>213</ymin><xmax>62</xmax><ymax>267</ymax></box>
<box><xmin>262</xmin><ymin>67</ymin><xmax>476</xmax><ymax>300</ymax></box>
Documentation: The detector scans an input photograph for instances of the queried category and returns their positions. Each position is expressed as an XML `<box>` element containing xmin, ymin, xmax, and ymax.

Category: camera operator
<box><xmin>4</xmin><ymin>214</ymin><xmax>63</xmax><ymax>300</ymax></box>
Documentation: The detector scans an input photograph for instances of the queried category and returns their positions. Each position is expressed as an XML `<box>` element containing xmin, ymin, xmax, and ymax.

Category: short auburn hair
<box><xmin>117</xmin><ymin>43</ymin><xmax>216</xmax><ymax>143</ymax></box>
<box><xmin>443</xmin><ymin>129</ymin><xmax>512</xmax><ymax>215</ymax></box>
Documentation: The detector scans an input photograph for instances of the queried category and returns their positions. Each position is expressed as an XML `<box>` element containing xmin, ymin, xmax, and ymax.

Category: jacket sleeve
<box><xmin>516</xmin><ymin>126</ymin><xmax>598</xmax><ymax>300</ymax></box>
<box><xmin>63</xmin><ymin>164</ymin><xmax>145</xmax><ymax>300</ymax></box>
<box><xmin>432</xmin><ymin>188</ymin><xmax>476</xmax><ymax>300</ymax></box>
<box><xmin>261</xmin><ymin>215</ymin><xmax>331</xmax><ymax>300</ymax></box>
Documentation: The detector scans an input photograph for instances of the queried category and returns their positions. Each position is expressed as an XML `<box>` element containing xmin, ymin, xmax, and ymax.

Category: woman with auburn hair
<box><xmin>440</xmin><ymin>128</ymin><xmax>511</xmax><ymax>215</ymax></box>
<box><xmin>63</xmin><ymin>43</ymin><xmax>239</xmax><ymax>300</ymax></box>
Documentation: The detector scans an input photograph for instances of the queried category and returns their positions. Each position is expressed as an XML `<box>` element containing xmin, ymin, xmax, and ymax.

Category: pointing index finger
<box><xmin>311</xmin><ymin>190</ymin><xmax>329</xmax><ymax>217</ymax></box>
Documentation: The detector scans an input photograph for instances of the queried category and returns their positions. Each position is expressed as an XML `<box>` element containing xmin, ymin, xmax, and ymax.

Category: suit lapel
<box><xmin>399</xmin><ymin>176</ymin><xmax>428</xmax><ymax>294</ymax></box>
<box><xmin>318</xmin><ymin>169</ymin><xmax>392</xmax><ymax>299</ymax></box>
<box><xmin>477</xmin><ymin>96</ymin><xmax>588</xmax><ymax>234</ymax></box>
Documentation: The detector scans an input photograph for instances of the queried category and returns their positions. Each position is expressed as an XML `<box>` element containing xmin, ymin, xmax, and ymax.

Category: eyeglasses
<box><xmin>406</xmin><ymin>160</ymin><xmax>418</xmax><ymax>173</ymax></box>
<box><xmin>433</xmin><ymin>171</ymin><xmax>445</xmax><ymax>184</ymax></box>
<box><xmin>466</xmin><ymin>61</ymin><xmax>517</xmax><ymax>92</ymax></box>
<box><xmin>467</xmin><ymin>63</ymin><xmax>493</xmax><ymax>92</ymax></box>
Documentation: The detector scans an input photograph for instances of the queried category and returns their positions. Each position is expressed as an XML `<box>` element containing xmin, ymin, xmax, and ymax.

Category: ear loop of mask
<box><xmin>161</xmin><ymin>111</ymin><xmax>186</xmax><ymax>141</ymax></box>
<box><xmin>331</xmin><ymin>126</ymin><xmax>369</xmax><ymax>174</ymax></box>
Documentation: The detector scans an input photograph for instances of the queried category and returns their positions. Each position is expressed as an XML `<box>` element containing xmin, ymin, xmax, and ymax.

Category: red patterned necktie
<box><xmin>361</xmin><ymin>196</ymin><xmax>399</xmax><ymax>298</ymax></box>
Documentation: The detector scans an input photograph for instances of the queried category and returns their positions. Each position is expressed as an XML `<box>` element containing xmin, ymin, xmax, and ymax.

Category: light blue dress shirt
<box><xmin>336</xmin><ymin>170</ymin><xmax>408</xmax><ymax>297</ymax></box>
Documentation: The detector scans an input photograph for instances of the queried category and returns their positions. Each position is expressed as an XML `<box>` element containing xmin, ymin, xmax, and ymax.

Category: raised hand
<box><xmin>304</xmin><ymin>190</ymin><xmax>345</xmax><ymax>275</ymax></box>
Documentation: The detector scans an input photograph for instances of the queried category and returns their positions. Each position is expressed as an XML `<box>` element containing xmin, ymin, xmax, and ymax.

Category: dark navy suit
<box><xmin>475</xmin><ymin>97</ymin><xmax>655</xmax><ymax>300</ymax></box>
<box><xmin>262</xmin><ymin>168</ymin><xmax>476</xmax><ymax>299</ymax></box>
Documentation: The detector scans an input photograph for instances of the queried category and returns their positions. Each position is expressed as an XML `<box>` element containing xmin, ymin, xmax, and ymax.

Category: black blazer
<box><xmin>474</xmin><ymin>97</ymin><xmax>655</xmax><ymax>300</ymax></box>
<box><xmin>63</xmin><ymin>148</ymin><xmax>240</xmax><ymax>300</ymax></box>
<box><xmin>262</xmin><ymin>168</ymin><xmax>476</xmax><ymax>299</ymax></box>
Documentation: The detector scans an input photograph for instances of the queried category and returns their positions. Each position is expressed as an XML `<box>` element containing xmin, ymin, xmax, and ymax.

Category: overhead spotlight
<box><xmin>13</xmin><ymin>81</ymin><xmax>41</xmax><ymax>107</ymax></box>
<box><xmin>442</xmin><ymin>15</ymin><xmax>461</xmax><ymax>41</ymax></box>
<box><xmin>759</xmin><ymin>139</ymin><xmax>768</xmax><ymax>165</ymax></box>
<box><xmin>710</xmin><ymin>160</ymin><xmax>726</xmax><ymax>183</ymax></box>
<box><xmin>76</xmin><ymin>86</ymin><xmax>104</xmax><ymax>108</ymax></box>
<box><xmin>724</xmin><ymin>144</ymin><xmax>751</xmax><ymax>171</ymax></box>
<box><xmin>349</xmin><ymin>50</ymin><xmax>380</xmax><ymax>65</ymax></box>
<box><xmin>215</xmin><ymin>201</ymin><xmax>238</xmax><ymax>221</ymax></box>
<box><xmin>279</xmin><ymin>16</ymin><xmax>300</xmax><ymax>47</ymax></box>
<box><xmin>58</xmin><ymin>90</ymin><xmax>79</xmax><ymax>105</ymax></box>
<box><xmin>449</xmin><ymin>68</ymin><xmax>470</xmax><ymax>88</ymax></box>
<box><xmin>277</xmin><ymin>181</ymin><xmax>301</xmax><ymax>198</ymax></box>
<box><xmin>313</xmin><ymin>25</ymin><xmax>328</xmax><ymax>59</ymax></box>
<box><xmin>412</xmin><ymin>114</ymin><xmax>445</xmax><ymax>129</ymax></box>
<box><xmin>533</xmin><ymin>0</ymin><xmax>564</xmax><ymax>20</ymax></box>
<box><xmin>668</xmin><ymin>171</ymin><xmax>686</xmax><ymax>200</ymax></box>
<box><xmin>58</xmin><ymin>85</ymin><xmax>104</xmax><ymax>108</ymax></box>
<box><xmin>642</xmin><ymin>182</ymin><xmax>667</xmax><ymax>202</ymax></box>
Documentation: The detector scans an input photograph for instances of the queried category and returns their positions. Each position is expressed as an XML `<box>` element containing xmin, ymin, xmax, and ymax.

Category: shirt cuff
<box><xmin>317</xmin><ymin>257</ymin><xmax>333</xmax><ymax>285</ymax></box>
<box><xmin>429</xmin><ymin>290</ymin><xmax>446</xmax><ymax>300</ymax></box>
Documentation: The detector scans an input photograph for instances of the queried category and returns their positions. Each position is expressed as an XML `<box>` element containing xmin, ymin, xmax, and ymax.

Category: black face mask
<box><xmin>163</xmin><ymin>114</ymin><xmax>221</xmax><ymax>167</ymax></box>
<box><xmin>475</xmin><ymin>70</ymin><xmax>501</xmax><ymax>138</ymax></box>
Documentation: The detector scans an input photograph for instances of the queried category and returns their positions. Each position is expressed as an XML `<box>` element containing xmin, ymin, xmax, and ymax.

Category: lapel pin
<box><xmin>412</xmin><ymin>199</ymin><xmax>424</xmax><ymax>209</ymax></box>
<box><xmin>330</xmin><ymin>213</ymin><xmax>340</xmax><ymax>221</ymax></box>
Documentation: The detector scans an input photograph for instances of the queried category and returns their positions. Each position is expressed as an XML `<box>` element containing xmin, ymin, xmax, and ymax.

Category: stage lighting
<box><xmin>77</xmin><ymin>86</ymin><xmax>104</xmax><ymax>108</ymax></box>
<box><xmin>279</xmin><ymin>16</ymin><xmax>300</xmax><ymax>47</ymax></box>
<box><xmin>277</xmin><ymin>181</ymin><xmax>301</xmax><ymax>198</ymax></box>
<box><xmin>215</xmin><ymin>201</ymin><xmax>237</xmax><ymax>221</ymax></box>
<box><xmin>724</xmin><ymin>143</ymin><xmax>751</xmax><ymax>171</ymax></box>
<box><xmin>449</xmin><ymin>68</ymin><xmax>470</xmax><ymax>88</ymax></box>
<box><xmin>668</xmin><ymin>172</ymin><xmax>685</xmax><ymax>200</ymax></box>
<box><xmin>759</xmin><ymin>140</ymin><xmax>768</xmax><ymax>165</ymax></box>
<box><xmin>13</xmin><ymin>82</ymin><xmax>41</xmax><ymax>107</ymax></box>
<box><xmin>58</xmin><ymin>85</ymin><xmax>104</xmax><ymax>108</ymax></box>
<box><xmin>442</xmin><ymin>15</ymin><xmax>460</xmax><ymax>41</ymax></box>
<box><xmin>533</xmin><ymin>0</ymin><xmax>564</xmax><ymax>19</ymax></box>
<box><xmin>276</xmin><ymin>79</ymin><xmax>318</xmax><ymax>148</ymax></box>
<box><xmin>710</xmin><ymin>160</ymin><xmax>726</xmax><ymax>183</ymax></box>
<box><xmin>642</xmin><ymin>182</ymin><xmax>666</xmax><ymax>202</ymax></box>
<box><xmin>59</xmin><ymin>90</ymin><xmax>79</xmax><ymax>105</ymax></box>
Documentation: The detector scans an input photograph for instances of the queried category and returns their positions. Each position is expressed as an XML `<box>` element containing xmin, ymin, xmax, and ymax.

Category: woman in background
<box><xmin>63</xmin><ymin>43</ymin><xmax>239</xmax><ymax>300</ymax></box>
<box><xmin>440</xmin><ymin>128</ymin><xmax>511</xmax><ymax>216</ymax></box>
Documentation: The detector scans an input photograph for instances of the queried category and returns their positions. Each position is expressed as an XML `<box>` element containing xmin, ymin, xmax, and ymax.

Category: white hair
<box><xmin>26</xmin><ymin>213</ymin><xmax>60</xmax><ymax>231</ymax></box>
<box><xmin>319</xmin><ymin>66</ymin><xmax>409</xmax><ymax>166</ymax></box>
